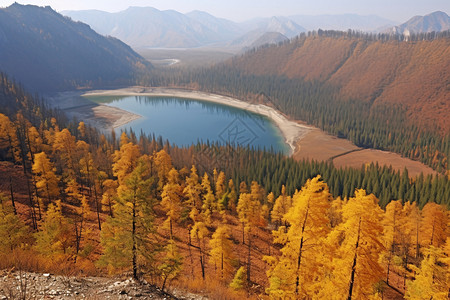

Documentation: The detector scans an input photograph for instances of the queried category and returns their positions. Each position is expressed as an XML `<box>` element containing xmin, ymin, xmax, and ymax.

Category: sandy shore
<box><xmin>49</xmin><ymin>87</ymin><xmax>436</xmax><ymax>176</ymax></box>
<box><xmin>82</xmin><ymin>87</ymin><xmax>312</xmax><ymax>154</ymax></box>
<box><xmin>46</xmin><ymin>90</ymin><xmax>142</xmax><ymax>131</ymax></box>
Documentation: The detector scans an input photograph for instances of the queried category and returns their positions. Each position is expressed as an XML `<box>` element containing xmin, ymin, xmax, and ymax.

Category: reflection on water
<box><xmin>87</xmin><ymin>95</ymin><xmax>289</xmax><ymax>154</ymax></box>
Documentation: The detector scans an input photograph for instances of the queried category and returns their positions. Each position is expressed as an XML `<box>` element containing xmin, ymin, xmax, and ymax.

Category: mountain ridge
<box><xmin>390</xmin><ymin>11</ymin><xmax>450</xmax><ymax>34</ymax></box>
<box><xmin>62</xmin><ymin>7</ymin><xmax>412</xmax><ymax>50</ymax></box>
<box><xmin>224</xmin><ymin>33</ymin><xmax>450</xmax><ymax>134</ymax></box>
<box><xmin>0</xmin><ymin>3</ymin><xmax>151</xmax><ymax>92</ymax></box>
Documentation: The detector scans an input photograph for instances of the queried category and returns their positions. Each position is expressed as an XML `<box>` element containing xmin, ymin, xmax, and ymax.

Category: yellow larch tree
<box><xmin>322</xmin><ymin>189</ymin><xmax>385</xmax><ymax>300</ymax></box>
<box><xmin>53</xmin><ymin>128</ymin><xmax>77</xmax><ymax>177</ymax></box>
<box><xmin>154</xmin><ymin>149</ymin><xmax>173</xmax><ymax>191</ymax></box>
<box><xmin>382</xmin><ymin>199</ymin><xmax>404</xmax><ymax>285</ymax></box>
<box><xmin>402</xmin><ymin>201</ymin><xmax>422</xmax><ymax>260</ymax></box>
<box><xmin>443</xmin><ymin>238</ymin><xmax>450</xmax><ymax>298</ymax></box>
<box><xmin>267</xmin><ymin>191</ymin><xmax>275</xmax><ymax>213</ymax></box>
<box><xmin>26</xmin><ymin>125</ymin><xmax>45</xmax><ymax>163</ymax></box>
<box><xmin>112</xmin><ymin>141</ymin><xmax>141</xmax><ymax>185</ymax></box>
<box><xmin>215</xmin><ymin>170</ymin><xmax>227</xmax><ymax>211</ymax></box>
<box><xmin>239</xmin><ymin>181</ymin><xmax>248</xmax><ymax>194</ymax></box>
<box><xmin>270</xmin><ymin>185</ymin><xmax>292</xmax><ymax>228</ymax></box>
<box><xmin>161</xmin><ymin>168</ymin><xmax>183</xmax><ymax>239</ymax></box>
<box><xmin>329</xmin><ymin>196</ymin><xmax>345</xmax><ymax>228</ymax></box>
<box><xmin>230</xmin><ymin>266</ymin><xmax>247</xmax><ymax>290</ymax></box>
<box><xmin>201</xmin><ymin>172</ymin><xmax>215</xmax><ymax>226</ymax></box>
<box><xmin>34</xmin><ymin>200</ymin><xmax>75</xmax><ymax>258</ymax></box>
<box><xmin>0</xmin><ymin>193</ymin><xmax>31</xmax><ymax>253</ymax></box>
<box><xmin>190</xmin><ymin>220</ymin><xmax>209</xmax><ymax>280</ymax></box>
<box><xmin>77</xmin><ymin>121</ymin><xmax>86</xmax><ymax>139</ymax></box>
<box><xmin>0</xmin><ymin>113</ymin><xmax>20</xmax><ymax>162</ymax></box>
<box><xmin>209</xmin><ymin>224</ymin><xmax>235</xmax><ymax>281</ymax></box>
<box><xmin>158</xmin><ymin>239</ymin><xmax>183</xmax><ymax>292</ymax></box>
<box><xmin>236</xmin><ymin>183</ymin><xmax>264</xmax><ymax>283</ymax></box>
<box><xmin>74</xmin><ymin>195</ymin><xmax>91</xmax><ymax>257</ymax></box>
<box><xmin>99</xmin><ymin>155</ymin><xmax>157</xmax><ymax>280</ymax></box>
<box><xmin>32</xmin><ymin>151</ymin><xmax>59</xmax><ymax>205</ymax></box>
<box><xmin>183</xmin><ymin>165</ymin><xmax>202</xmax><ymax>210</ymax></box>
<box><xmin>420</xmin><ymin>202</ymin><xmax>448</xmax><ymax>249</ymax></box>
<box><xmin>227</xmin><ymin>179</ymin><xmax>237</xmax><ymax>213</ymax></box>
<box><xmin>405</xmin><ymin>245</ymin><xmax>449</xmax><ymax>300</ymax></box>
<box><xmin>265</xmin><ymin>175</ymin><xmax>331</xmax><ymax>298</ymax></box>
<box><xmin>65</xmin><ymin>177</ymin><xmax>82</xmax><ymax>203</ymax></box>
<box><xmin>101</xmin><ymin>179</ymin><xmax>118</xmax><ymax>217</ymax></box>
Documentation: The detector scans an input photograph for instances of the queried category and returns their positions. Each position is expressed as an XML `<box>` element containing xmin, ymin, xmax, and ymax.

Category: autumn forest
<box><xmin>0</xmin><ymin>66</ymin><xmax>449</xmax><ymax>300</ymax></box>
<box><xmin>0</xmin><ymin>3</ymin><xmax>450</xmax><ymax>298</ymax></box>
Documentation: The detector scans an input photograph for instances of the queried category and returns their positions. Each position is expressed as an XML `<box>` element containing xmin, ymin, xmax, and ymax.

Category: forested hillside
<box><xmin>0</xmin><ymin>4</ymin><xmax>151</xmax><ymax>92</ymax></box>
<box><xmin>147</xmin><ymin>31</ymin><xmax>450</xmax><ymax>173</ymax></box>
<box><xmin>1</xmin><ymin>67</ymin><xmax>449</xmax><ymax>299</ymax></box>
<box><xmin>227</xmin><ymin>31</ymin><xmax>450</xmax><ymax>133</ymax></box>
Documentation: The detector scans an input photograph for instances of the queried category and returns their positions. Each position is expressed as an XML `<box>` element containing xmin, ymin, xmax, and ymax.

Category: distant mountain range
<box><xmin>389</xmin><ymin>11</ymin><xmax>450</xmax><ymax>34</ymax></box>
<box><xmin>63</xmin><ymin>7</ymin><xmax>405</xmax><ymax>50</ymax></box>
<box><xmin>63</xmin><ymin>7</ymin><xmax>245</xmax><ymax>49</ymax></box>
<box><xmin>288</xmin><ymin>14</ymin><xmax>396</xmax><ymax>32</ymax></box>
<box><xmin>0</xmin><ymin>4</ymin><xmax>151</xmax><ymax>92</ymax></box>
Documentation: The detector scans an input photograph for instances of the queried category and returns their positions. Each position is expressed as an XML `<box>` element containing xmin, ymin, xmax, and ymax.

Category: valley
<box><xmin>0</xmin><ymin>3</ymin><xmax>449</xmax><ymax>300</ymax></box>
<box><xmin>137</xmin><ymin>48</ymin><xmax>235</xmax><ymax>68</ymax></box>
<box><xmin>53</xmin><ymin>86</ymin><xmax>439</xmax><ymax>178</ymax></box>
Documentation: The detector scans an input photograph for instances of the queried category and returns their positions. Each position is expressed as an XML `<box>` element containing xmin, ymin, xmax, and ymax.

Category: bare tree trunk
<box><xmin>347</xmin><ymin>217</ymin><xmax>361</xmax><ymax>300</ymax></box>
<box><xmin>295</xmin><ymin>206</ymin><xmax>309</xmax><ymax>295</ymax></box>
<box><xmin>247</xmin><ymin>232</ymin><xmax>251</xmax><ymax>284</ymax></box>
<box><xmin>93</xmin><ymin>184</ymin><xmax>101</xmax><ymax>230</ymax></box>
<box><xmin>9</xmin><ymin>176</ymin><xmax>16</xmax><ymax>215</ymax></box>
<box><xmin>132</xmin><ymin>197</ymin><xmax>138</xmax><ymax>280</ymax></box>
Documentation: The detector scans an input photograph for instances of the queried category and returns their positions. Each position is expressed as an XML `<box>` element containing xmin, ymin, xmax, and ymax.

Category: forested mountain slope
<box><xmin>150</xmin><ymin>31</ymin><xmax>449</xmax><ymax>172</ymax></box>
<box><xmin>0</xmin><ymin>71</ymin><xmax>449</xmax><ymax>299</ymax></box>
<box><xmin>0</xmin><ymin>4</ymin><xmax>151</xmax><ymax>92</ymax></box>
<box><xmin>227</xmin><ymin>32</ymin><xmax>450</xmax><ymax>133</ymax></box>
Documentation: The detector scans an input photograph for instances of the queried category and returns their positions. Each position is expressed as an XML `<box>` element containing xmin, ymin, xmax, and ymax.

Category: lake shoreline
<box><xmin>49</xmin><ymin>87</ymin><xmax>437</xmax><ymax>177</ymax></box>
<box><xmin>82</xmin><ymin>87</ymin><xmax>313</xmax><ymax>155</ymax></box>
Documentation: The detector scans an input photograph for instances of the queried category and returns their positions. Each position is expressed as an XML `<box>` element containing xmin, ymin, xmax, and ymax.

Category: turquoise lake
<box><xmin>88</xmin><ymin>95</ymin><xmax>289</xmax><ymax>154</ymax></box>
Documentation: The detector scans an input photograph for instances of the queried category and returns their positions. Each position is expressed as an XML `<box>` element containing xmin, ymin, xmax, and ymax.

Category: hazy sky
<box><xmin>0</xmin><ymin>0</ymin><xmax>449</xmax><ymax>22</ymax></box>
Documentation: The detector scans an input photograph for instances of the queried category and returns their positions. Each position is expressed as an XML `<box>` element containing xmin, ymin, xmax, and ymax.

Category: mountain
<box><xmin>228</xmin><ymin>16</ymin><xmax>305</xmax><ymax>50</ymax></box>
<box><xmin>64</xmin><ymin>7</ymin><xmax>243</xmax><ymax>49</ymax></box>
<box><xmin>0</xmin><ymin>4</ymin><xmax>150</xmax><ymax>92</ymax></box>
<box><xmin>289</xmin><ymin>14</ymin><xmax>396</xmax><ymax>32</ymax></box>
<box><xmin>185</xmin><ymin>10</ymin><xmax>244</xmax><ymax>40</ymax></box>
<box><xmin>248</xmin><ymin>32</ymin><xmax>289</xmax><ymax>49</ymax></box>
<box><xmin>390</xmin><ymin>11</ymin><xmax>450</xmax><ymax>34</ymax></box>
<box><xmin>64</xmin><ymin>8</ymin><xmax>308</xmax><ymax>50</ymax></box>
<box><xmin>224</xmin><ymin>33</ymin><xmax>450</xmax><ymax>133</ymax></box>
<box><xmin>240</xmin><ymin>16</ymin><xmax>306</xmax><ymax>38</ymax></box>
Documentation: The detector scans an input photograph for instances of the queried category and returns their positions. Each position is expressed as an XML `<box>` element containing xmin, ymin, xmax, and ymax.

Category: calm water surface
<box><xmin>88</xmin><ymin>95</ymin><xmax>289</xmax><ymax>154</ymax></box>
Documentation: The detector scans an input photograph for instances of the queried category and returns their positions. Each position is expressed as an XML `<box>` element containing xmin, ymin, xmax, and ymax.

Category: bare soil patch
<box><xmin>333</xmin><ymin>149</ymin><xmax>437</xmax><ymax>177</ymax></box>
<box><xmin>293</xmin><ymin>129</ymin><xmax>437</xmax><ymax>177</ymax></box>
<box><xmin>293</xmin><ymin>128</ymin><xmax>358</xmax><ymax>162</ymax></box>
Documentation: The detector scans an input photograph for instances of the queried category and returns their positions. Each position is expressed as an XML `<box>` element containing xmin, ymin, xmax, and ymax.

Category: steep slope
<box><xmin>227</xmin><ymin>33</ymin><xmax>450</xmax><ymax>133</ymax></box>
<box><xmin>0</xmin><ymin>3</ymin><xmax>151</xmax><ymax>92</ymax></box>
<box><xmin>391</xmin><ymin>11</ymin><xmax>450</xmax><ymax>33</ymax></box>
